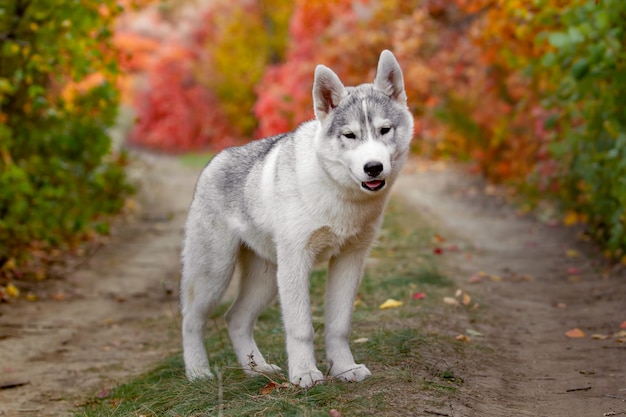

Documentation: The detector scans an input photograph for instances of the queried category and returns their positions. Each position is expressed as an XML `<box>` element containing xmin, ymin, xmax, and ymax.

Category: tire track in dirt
<box><xmin>396</xmin><ymin>161</ymin><xmax>626</xmax><ymax>417</ymax></box>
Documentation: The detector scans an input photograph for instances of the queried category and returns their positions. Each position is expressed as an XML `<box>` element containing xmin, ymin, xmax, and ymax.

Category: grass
<box><xmin>77</xmin><ymin>197</ymin><xmax>477</xmax><ymax>417</ymax></box>
<box><xmin>178</xmin><ymin>152</ymin><xmax>214</xmax><ymax>168</ymax></box>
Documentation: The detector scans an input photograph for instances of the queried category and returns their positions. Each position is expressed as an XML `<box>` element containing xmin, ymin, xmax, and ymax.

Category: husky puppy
<box><xmin>181</xmin><ymin>50</ymin><xmax>413</xmax><ymax>388</ymax></box>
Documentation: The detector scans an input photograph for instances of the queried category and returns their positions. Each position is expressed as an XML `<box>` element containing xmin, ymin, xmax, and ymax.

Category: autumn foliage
<box><xmin>0</xmin><ymin>1</ymin><xmax>131</xmax><ymax>272</ymax></box>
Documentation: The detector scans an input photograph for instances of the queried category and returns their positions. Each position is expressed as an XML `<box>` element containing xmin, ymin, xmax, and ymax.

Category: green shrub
<box><xmin>537</xmin><ymin>0</ymin><xmax>626</xmax><ymax>254</ymax></box>
<box><xmin>0</xmin><ymin>1</ymin><xmax>131</xmax><ymax>266</ymax></box>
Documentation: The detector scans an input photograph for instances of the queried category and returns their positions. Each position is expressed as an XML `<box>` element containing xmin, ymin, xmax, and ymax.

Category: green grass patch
<box><xmin>178</xmin><ymin>152</ymin><xmax>214</xmax><ymax>168</ymax></box>
<box><xmin>77</xmin><ymin>197</ymin><xmax>474</xmax><ymax>416</ymax></box>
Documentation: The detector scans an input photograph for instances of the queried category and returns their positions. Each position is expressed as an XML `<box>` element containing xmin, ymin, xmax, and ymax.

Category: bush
<box><xmin>0</xmin><ymin>1</ymin><xmax>131</xmax><ymax>267</ymax></box>
<box><xmin>537</xmin><ymin>0</ymin><xmax>626</xmax><ymax>254</ymax></box>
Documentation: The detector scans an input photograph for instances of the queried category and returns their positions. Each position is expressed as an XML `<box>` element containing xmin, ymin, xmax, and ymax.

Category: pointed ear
<box><xmin>373</xmin><ymin>50</ymin><xmax>407</xmax><ymax>104</ymax></box>
<box><xmin>313</xmin><ymin>65</ymin><xmax>347</xmax><ymax>121</ymax></box>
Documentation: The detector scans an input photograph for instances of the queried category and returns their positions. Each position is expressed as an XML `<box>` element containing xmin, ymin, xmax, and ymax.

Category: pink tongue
<box><xmin>365</xmin><ymin>180</ymin><xmax>382</xmax><ymax>188</ymax></box>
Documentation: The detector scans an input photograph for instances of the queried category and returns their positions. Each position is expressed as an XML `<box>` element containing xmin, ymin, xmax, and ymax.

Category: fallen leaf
<box><xmin>443</xmin><ymin>297</ymin><xmax>459</xmax><ymax>306</ymax></box>
<box><xmin>433</xmin><ymin>247</ymin><xmax>443</xmax><ymax>255</ymax></box>
<box><xmin>614</xmin><ymin>330</ymin><xmax>626</xmax><ymax>338</ymax></box>
<box><xmin>567</xmin><ymin>267</ymin><xmax>581</xmax><ymax>275</ymax></box>
<box><xmin>568</xmin><ymin>276</ymin><xmax>582</xmax><ymax>283</ymax></box>
<box><xmin>260</xmin><ymin>381</ymin><xmax>278</xmax><ymax>395</ymax></box>
<box><xmin>25</xmin><ymin>293</ymin><xmax>38</xmax><ymax>302</ymax></box>
<box><xmin>5</xmin><ymin>283</ymin><xmax>19</xmax><ymax>298</ymax></box>
<box><xmin>1</xmin><ymin>258</ymin><xmax>16</xmax><ymax>271</ymax></box>
<box><xmin>379</xmin><ymin>299</ymin><xmax>403</xmax><ymax>310</ymax></box>
<box><xmin>454</xmin><ymin>289</ymin><xmax>463</xmax><ymax>298</ymax></box>
<box><xmin>565</xmin><ymin>328</ymin><xmax>585</xmax><ymax>338</ymax></box>
<box><xmin>462</xmin><ymin>293</ymin><xmax>471</xmax><ymax>306</ymax></box>
<box><xmin>620</xmin><ymin>321</ymin><xmax>626</xmax><ymax>330</ymax></box>
<box><xmin>563</xmin><ymin>211</ymin><xmax>581</xmax><ymax>226</ymax></box>
<box><xmin>489</xmin><ymin>274</ymin><xmax>502</xmax><ymax>282</ymax></box>
<box><xmin>555</xmin><ymin>302</ymin><xmax>567</xmax><ymax>309</ymax></box>
<box><xmin>432</xmin><ymin>234</ymin><xmax>446</xmax><ymax>243</ymax></box>
<box><xmin>353</xmin><ymin>299</ymin><xmax>362</xmax><ymax>307</ymax></box>
<box><xmin>466</xmin><ymin>329</ymin><xmax>483</xmax><ymax>337</ymax></box>
<box><xmin>50</xmin><ymin>292</ymin><xmax>65</xmax><ymax>301</ymax></box>
<box><xmin>412</xmin><ymin>292</ymin><xmax>426</xmax><ymax>300</ymax></box>
<box><xmin>329</xmin><ymin>409</ymin><xmax>343</xmax><ymax>417</ymax></box>
<box><xmin>591</xmin><ymin>334</ymin><xmax>609</xmax><ymax>340</ymax></box>
<box><xmin>565</xmin><ymin>249</ymin><xmax>580</xmax><ymax>258</ymax></box>
<box><xmin>468</xmin><ymin>274</ymin><xmax>483</xmax><ymax>284</ymax></box>
<box><xmin>353</xmin><ymin>337</ymin><xmax>369</xmax><ymax>344</ymax></box>
<box><xmin>455</xmin><ymin>334</ymin><xmax>470</xmax><ymax>342</ymax></box>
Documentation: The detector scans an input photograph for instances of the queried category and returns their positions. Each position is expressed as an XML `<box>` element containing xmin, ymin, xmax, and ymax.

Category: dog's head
<box><xmin>312</xmin><ymin>50</ymin><xmax>414</xmax><ymax>196</ymax></box>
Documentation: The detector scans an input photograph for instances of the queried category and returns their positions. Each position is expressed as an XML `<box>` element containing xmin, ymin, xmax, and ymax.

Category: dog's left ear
<box><xmin>374</xmin><ymin>50</ymin><xmax>407</xmax><ymax>105</ymax></box>
<box><xmin>313</xmin><ymin>65</ymin><xmax>347</xmax><ymax>122</ymax></box>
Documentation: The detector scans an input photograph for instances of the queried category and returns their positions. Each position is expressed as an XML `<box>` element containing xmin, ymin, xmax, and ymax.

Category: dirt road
<box><xmin>397</xmin><ymin>162</ymin><xmax>625</xmax><ymax>417</ymax></box>
<box><xmin>0</xmin><ymin>156</ymin><xmax>624</xmax><ymax>416</ymax></box>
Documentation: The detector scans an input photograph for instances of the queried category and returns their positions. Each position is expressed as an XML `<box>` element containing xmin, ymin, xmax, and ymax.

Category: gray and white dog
<box><xmin>181</xmin><ymin>50</ymin><xmax>413</xmax><ymax>388</ymax></box>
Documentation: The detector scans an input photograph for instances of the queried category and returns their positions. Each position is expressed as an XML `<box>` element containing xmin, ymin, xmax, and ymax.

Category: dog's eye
<box><xmin>342</xmin><ymin>132</ymin><xmax>357</xmax><ymax>139</ymax></box>
<box><xmin>380</xmin><ymin>127</ymin><xmax>392</xmax><ymax>135</ymax></box>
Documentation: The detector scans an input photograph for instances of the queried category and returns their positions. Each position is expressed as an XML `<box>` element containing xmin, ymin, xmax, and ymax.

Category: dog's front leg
<box><xmin>325</xmin><ymin>248</ymin><xmax>372</xmax><ymax>382</ymax></box>
<box><xmin>276</xmin><ymin>246</ymin><xmax>324</xmax><ymax>388</ymax></box>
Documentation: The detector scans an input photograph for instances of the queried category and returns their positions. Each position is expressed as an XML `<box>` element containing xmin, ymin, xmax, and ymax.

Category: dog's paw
<box><xmin>185</xmin><ymin>366</ymin><xmax>215</xmax><ymax>381</ymax></box>
<box><xmin>331</xmin><ymin>363</ymin><xmax>371</xmax><ymax>382</ymax></box>
<box><xmin>290</xmin><ymin>369</ymin><xmax>325</xmax><ymax>389</ymax></box>
<box><xmin>244</xmin><ymin>363</ymin><xmax>282</xmax><ymax>377</ymax></box>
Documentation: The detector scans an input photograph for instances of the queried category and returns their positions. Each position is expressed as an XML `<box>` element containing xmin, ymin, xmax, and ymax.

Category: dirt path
<box><xmin>397</xmin><ymin>162</ymin><xmax>626</xmax><ymax>417</ymax></box>
<box><xmin>0</xmin><ymin>154</ymin><xmax>202</xmax><ymax>417</ymax></box>
<box><xmin>0</xmin><ymin>156</ymin><xmax>624</xmax><ymax>417</ymax></box>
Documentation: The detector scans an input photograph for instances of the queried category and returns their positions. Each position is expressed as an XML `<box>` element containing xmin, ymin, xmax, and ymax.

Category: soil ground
<box><xmin>0</xmin><ymin>155</ymin><xmax>624</xmax><ymax>417</ymax></box>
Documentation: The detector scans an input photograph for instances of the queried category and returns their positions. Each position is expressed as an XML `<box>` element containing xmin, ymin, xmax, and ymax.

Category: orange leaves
<box><xmin>565</xmin><ymin>328</ymin><xmax>585</xmax><ymax>338</ymax></box>
<box><xmin>566</xmin><ymin>321</ymin><xmax>626</xmax><ymax>342</ymax></box>
<box><xmin>259</xmin><ymin>381</ymin><xmax>289</xmax><ymax>395</ymax></box>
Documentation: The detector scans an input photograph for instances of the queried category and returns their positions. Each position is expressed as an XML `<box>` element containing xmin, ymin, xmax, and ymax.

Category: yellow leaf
<box><xmin>591</xmin><ymin>334</ymin><xmax>609</xmax><ymax>340</ymax></box>
<box><xmin>566</xmin><ymin>249</ymin><xmax>580</xmax><ymax>258</ymax></box>
<box><xmin>6</xmin><ymin>283</ymin><xmax>19</xmax><ymax>298</ymax></box>
<box><xmin>379</xmin><ymin>299</ymin><xmax>403</xmax><ymax>310</ymax></box>
<box><xmin>462</xmin><ymin>293</ymin><xmax>472</xmax><ymax>306</ymax></box>
<box><xmin>455</xmin><ymin>334</ymin><xmax>471</xmax><ymax>342</ymax></box>
<box><xmin>563</xmin><ymin>211</ymin><xmax>582</xmax><ymax>226</ymax></box>
<box><xmin>2</xmin><ymin>258</ymin><xmax>16</xmax><ymax>271</ymax></box>
<box><xmin>565</xmin><ymin>328</ymin><xmax>585</xmax><ymax>338</ymax></box>
<box><xmin>25</xmin><ymin>293</ymin><xmax>38</xmax><ymax>302</ymax></box>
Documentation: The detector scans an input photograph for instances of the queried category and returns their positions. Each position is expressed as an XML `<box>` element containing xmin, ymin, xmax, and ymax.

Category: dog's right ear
<box><xmin>313</xmin><ymin>65</ymin><xmax>347</xmax><ymax>122</ymax></box>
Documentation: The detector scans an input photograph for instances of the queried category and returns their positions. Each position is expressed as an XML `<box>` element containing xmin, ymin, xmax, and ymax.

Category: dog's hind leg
<box><xmin>225</xmin><ymin>248</ymin><xmax>281</xmax><ymax>376</ymax></box>
<box><xmin>181</xmin><ymin>219</ymin><xmax>239</xmax><ymax>380</ymax></box>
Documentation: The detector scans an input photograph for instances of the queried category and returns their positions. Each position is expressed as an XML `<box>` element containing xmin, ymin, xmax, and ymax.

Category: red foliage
<box><xmin>129</xmin><ymin>47</ymin><xmax>235</xmax><ymax>152</ymax></box>
<box><xmin>254</xmin><ymin>0</ymin><xmax>363</xmax><ymax>138</ymax></box>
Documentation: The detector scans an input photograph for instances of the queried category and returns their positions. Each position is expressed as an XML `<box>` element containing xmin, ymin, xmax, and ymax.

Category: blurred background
<box><xmin>1</xmin><ymin>0</ymin><xmax>625</xmax><ymax>279</ymax></box>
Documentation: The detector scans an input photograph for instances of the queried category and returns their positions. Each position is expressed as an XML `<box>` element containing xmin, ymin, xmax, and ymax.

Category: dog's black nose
<box><xmin>363</xmin><ymin>161</ymin><xmax>383</xmax><ymax>177</ymax></box>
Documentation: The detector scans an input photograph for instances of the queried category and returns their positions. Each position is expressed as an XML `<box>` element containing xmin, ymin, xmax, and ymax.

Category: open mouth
<box><xmin>361</xmin><ymin>179</ymin><xmax>386</xmax><ymax>191</ymax></box>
